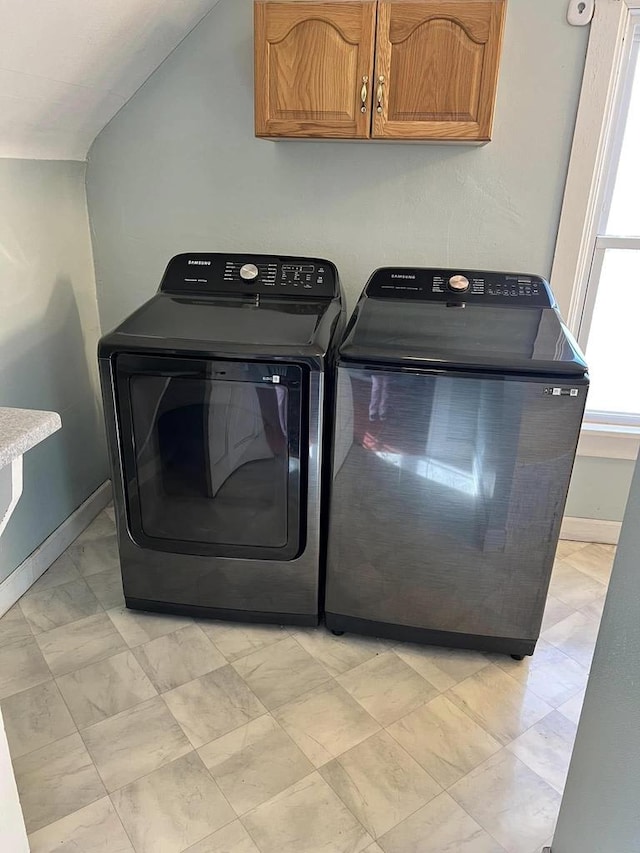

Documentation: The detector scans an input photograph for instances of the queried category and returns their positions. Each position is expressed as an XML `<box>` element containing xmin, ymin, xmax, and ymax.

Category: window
<box><xmin>552</xmin><ymin>1</ymin><xmax>640</xmax><ymax>441</ymax></box>
<box><xmin>581</xmin><ymin>24</ymin><xmax>640</xmax><ymax>422</ymax></box>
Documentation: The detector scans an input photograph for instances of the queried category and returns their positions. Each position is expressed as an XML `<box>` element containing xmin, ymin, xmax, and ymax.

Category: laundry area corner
<box><xmin>1</xmin><ymin>1</ymin><xmax>639</xmax><ymax>852</ymax></box>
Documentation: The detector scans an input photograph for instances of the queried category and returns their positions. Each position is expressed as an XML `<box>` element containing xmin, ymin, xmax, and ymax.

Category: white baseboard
<box><xmin>560</xmin><ymin>516</ymin><xmax>621</xmax><ymax>545</ymax></box>
<box><xmin>0</xmin><ymin>481</ymin><xmax>112</xmax><ymax>618</ymax></box>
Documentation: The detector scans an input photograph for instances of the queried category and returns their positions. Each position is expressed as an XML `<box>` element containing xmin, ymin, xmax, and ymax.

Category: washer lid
<box><xmin>339</xmin><ymin>298</ymin><xmax>588</xmax><ymax>376</ymax></box>
<box><xmin>100</xmin><ymin>293</ymin><xmax>341</xmax><ymax>359</ymax></box>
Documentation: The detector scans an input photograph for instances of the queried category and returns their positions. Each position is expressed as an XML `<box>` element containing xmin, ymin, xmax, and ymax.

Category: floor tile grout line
<box><xmin>106</xmin><ymin>791</ymin><xmax>139</xmax><ymax>853</ymax></box>
<box><xmin>15</xmin><ymin>726</ymin><xmax>108</xmax><ymax>839</ymax></box>
<box><xmin>291</xmin><ymin>628</ymin><xmax>398</xmax><ymax>680</ymax></box>
<box><xmin>394</xmin><ymin>646</ymin><xmax>493</xmax><ymax>694</ymax></box>
<box><xmin>265</xmin><ymin>669</ymin><xmax>352</xmax><ymax>715</ymax></box>
<box><xmin>76</xmin><ymin>720</ymin><xmax>116</xmax><ymax>795</ymax></box>
<box><xmin>5</xmin><ymin>622</ymin><xmax>495</xmax><ymax>765</ymax></box>
<box><xmin>2</xmin><ymin>702</ymin><xmax>586</xmax><ymax>843</ymax></box>
<box><xmin>128</xmin><ymin>623</ymin><xmax>231</xmax><ymax>693</ymax></box>
<box><xmin>191</xmin><ymin>749</ymin><xmax>241</xmax><ymax>832</ymax></box>
<box><xmin>5</xmin><ymin>621</ymin><xmax>587</xmax><ymax>706</ymax></box>
<box><xmin>348</xmin><ymin>660</ymin><xmax>448</xmax><ymax>732</ymax></box>
<box><xmin>37</xmin><ymin>635</ymin><xmax>131</xmax><ymax>681</ymax></box>
<box><xmin>158</xmin><ymin>688</ymin><xmax>271</xmax><ymax>753</ymax></box>
<box><xmin>544</xmin><ymin>600</ymin><xmax>606</xmax><ymax>630</ymax></box>
<box><xmin>315</xmin><ymin>729</ymin><xmax>443</xmax><ymax>844</ymax></box>
<box><xmin>194</xmin><ymin>619</ymin><xmax>291</xmax><ymax>666</ymax></box>
<box><xmin>10</xmin><ymin>705</ymin><xmax>81</xmax><ymax>765</ymax></box>
<box><xmin>52</xmin><ymin>654</ymin><xmax>160</xmax><ymax>733</ymax></box>
<box><xmin>95</xmin><ymin>749</ymin><xmax>201</xmax><ymax>798</ymax></box>
<box><xmin>25</xmin><ymin>788</ymin><xmax>107</xmax><ymax>841</ymax></box>
<box><xmin>442</xmin><ymin>689</ymin><xmax>519</xmax><ymax>750</ymax></box>
<box><xmin>333</xmin><ymin>644</ymin><xmax>444</xmax><ymax>690</ymax></box>
<box><xmin>551</xmin><ymin>558</ymin><xmax>609</xmax><ymax>588</ymax></box>
<box><xmin>70</xmin><ymin>695</ymin><xmax>196</xmax><ymax>800</ymax></box>
<box><xmin>2</xmin><ymin>536</ymin><xmax>601</xmax><ymax>851</ymax></box>
<box><xmin>0</xmin><ymin>592</ymin><xmax>62</xmax><ymax>707</ymax></box>
<box><xmin>37</xmin><ymin>608</ymin><xmax>223</xmax><ymax>701</ymax></box>
<box><xmin>103</xmin><ymin>748</ymin><xmax>242</xmax><ymax>853</ymax></box>
<box><xmin>237</xmin><ymin>820</ymin><xmax>265</xmax><ymax>853</ymax></box>
<box><xmin>542</xmin><ymin>631</ymin><xmax>597</xmax><ymax>670</ymax></box>
<box><xmin>18</xmin><ymin>563</ymin><xmax>82</xmax><ymax>600</ymax></box>
<box><xmin>380</xmin><ymin>698</ymin><xmax>504</xmax><ymax>790</ymax></box>
<box><xmin>374</xmin><ymin>788</ymin><xmax>477</xmax><ymax>849</ymax></box>
<box><xmin>14</xmin><ymin>553</ymin><xmax>592</xmax><ymax>687</ymax></box>
<box><xmin>18</xmin><ymin>574</ymin><xmax>107</xmax><ymax>638</ymax></box>
<box><xmin>3</xmin><ymin>678</ymin><xmax>80</xmax><ymax>765</ymax></box>
<box><xmin>446</xmin><ymin>743</ymin><xmax>562</xmax><ymax>798</ymax></box>
<box><xmin>445</xmin><ymin>746</ymin><xmax>560</xmax><ymax>853</ymax></box>
<box><xmin>309</xmin><ymin>765</ymin><xmax>378</xmax><ymax>844</ymax></box>
<box><xmin>186</xmin><ymin>630</ymin><xmax>288</xmax><ymax>666</ymax></box>
<box><xmin>193</xmin><ymin>707</ymin><xmax>319</xmax><ymax>782</ymax></box>
<box><xmin>229</xmin><ymin>648</ymin><xmax>339</xmax><ymax>714</ymax></box>
<box><xmin>490</xmin><ymin>658</ymin><xmax>590</xmax><ymax>711</ymax></box>
<box><xmin>238</xmin><ymin>766</ymin><xmax>375</xmax><ymax>851</ymax></box>
<box><xmin>554</xmin><ymin>549</ymin><xmax>612</xmax><ymax>567</ymax></box>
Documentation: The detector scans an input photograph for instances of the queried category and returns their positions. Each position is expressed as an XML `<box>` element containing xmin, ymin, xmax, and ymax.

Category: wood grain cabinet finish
<box><xmin>255</xmin><ymin>0</ymin><xmax>506</xmax><ymax>142</ymax></box>
<box><xmin>373</xmin><ymin>1</ymin><xmax>506</xmax><ymax>140</ymax></box>
<box><xmin>254</xmin><ymin>1</ymin><xmax>377</xmax><ymax>138</ymax></box>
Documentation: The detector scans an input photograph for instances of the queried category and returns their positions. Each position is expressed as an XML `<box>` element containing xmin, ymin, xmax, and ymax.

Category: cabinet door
<box><xmin>373</xmin><ymin>0</ymin><xmax>506</xmax><ymax>140</ymax></box>
<box><xmin>255</xmin><ymin>1</ymin><xmax>377</xmax><ymax>138</ymax></box>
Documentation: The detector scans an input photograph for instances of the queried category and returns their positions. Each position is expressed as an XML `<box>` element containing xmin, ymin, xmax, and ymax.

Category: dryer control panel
<box><xmin>160</xmin><ymin>253</ymin><xmax>339</xmax><ymax>299</ymax></box>
<box><xmin>366</xmin><ymin>268</ymin><xmax>554</xmax><ymax>307</ymax></box>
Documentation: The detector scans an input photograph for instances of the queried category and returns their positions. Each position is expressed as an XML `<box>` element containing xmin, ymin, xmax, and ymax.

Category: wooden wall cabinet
<box><xmin>254</xmin><ymin>0</ymin><xmax>507</xmax><ymax>142</ymax></box>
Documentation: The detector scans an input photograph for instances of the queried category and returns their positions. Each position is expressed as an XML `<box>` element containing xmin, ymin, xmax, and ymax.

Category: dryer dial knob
<box><xmin>448</xmin><ymin>274</ymin><xmax>470</xmax><ymax>292</ymax></box>
<box><xmin>240</xmin><ymin>263</ymin><xmax>259</xmax><ymax>281</ymax></box>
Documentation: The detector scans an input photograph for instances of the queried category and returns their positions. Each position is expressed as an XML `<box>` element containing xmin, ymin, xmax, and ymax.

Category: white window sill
<box><xmin>577</xmin><ymin>421</ymin><xmax>640</xmax><ymax>460</ymax></box>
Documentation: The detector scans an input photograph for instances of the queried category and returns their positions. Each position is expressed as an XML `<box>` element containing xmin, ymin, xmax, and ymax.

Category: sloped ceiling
<box><xmin>0</xmin><ymin>0</ymin><xmax>220</xmax><ymax>161</ymax></box>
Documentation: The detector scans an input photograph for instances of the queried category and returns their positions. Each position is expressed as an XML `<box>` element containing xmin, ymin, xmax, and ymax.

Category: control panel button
<box><xmin>448</xmin><ymin>274</ymin><xmax>470</xmax><ymax>292</ymax></box>
<box><xmin>240</xmin><ymin>263</ymin><xmax>259</xmax><ymax>281</ymax></box>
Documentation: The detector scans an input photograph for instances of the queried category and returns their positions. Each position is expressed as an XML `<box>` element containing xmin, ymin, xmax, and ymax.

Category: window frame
<box><xmin>551</xmin><ymin>0</ymin><xmax>640</xmax><ymax>459</ymax></box>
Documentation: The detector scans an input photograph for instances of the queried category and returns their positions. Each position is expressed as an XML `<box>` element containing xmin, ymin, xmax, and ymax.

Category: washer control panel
<box><xmin>160</xmin><ymin>253</ymin><xmax>338</xmax><ymax>298</ymax></box>
<box><xmin>366</xmin><ymin>268</ymin><xmax>552</xmax><ymax>307</ymax></box>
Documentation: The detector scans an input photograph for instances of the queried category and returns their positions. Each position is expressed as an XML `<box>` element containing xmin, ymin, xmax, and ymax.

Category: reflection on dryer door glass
<box><xmin>130</xmin><ymin>375</ymin><xmax>289</xmax><ymax>547</ymax></box>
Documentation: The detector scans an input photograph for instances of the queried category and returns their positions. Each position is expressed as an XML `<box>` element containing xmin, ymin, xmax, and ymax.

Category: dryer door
<box><xmin>115</xmin><ymin>354</ymin><xmax>306</xmax><ymax>560</ymax></box>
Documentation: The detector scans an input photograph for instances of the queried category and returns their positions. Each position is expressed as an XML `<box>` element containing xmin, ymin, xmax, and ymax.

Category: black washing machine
<box><xmin>99</xmin><ymin>253</ymin><xmax>345</xmax><ymax>626</ymax></box>
<box><xmin>325</xmin><ymin>267</ymin><xmax>588</xmax><ymax>657</ymax></box>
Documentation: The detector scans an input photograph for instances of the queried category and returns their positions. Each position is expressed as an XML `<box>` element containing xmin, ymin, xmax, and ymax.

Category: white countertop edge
<box><xmin>0</xmin><ymin>407</ymin><xmax>62</xmax><ymax>469</ymax></box>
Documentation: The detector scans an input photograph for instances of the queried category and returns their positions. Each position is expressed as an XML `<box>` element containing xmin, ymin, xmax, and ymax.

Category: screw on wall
<box><xmin>567</xmin><ymin>0</ymin><xmax>595</xmax><ymax>26</ymax></box>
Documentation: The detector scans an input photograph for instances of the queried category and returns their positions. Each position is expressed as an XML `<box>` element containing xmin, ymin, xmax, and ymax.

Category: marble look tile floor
<box><xmin>0</xmin><ymin>515</ymin><xmax>613</xmax><ymax>853</ymax></box>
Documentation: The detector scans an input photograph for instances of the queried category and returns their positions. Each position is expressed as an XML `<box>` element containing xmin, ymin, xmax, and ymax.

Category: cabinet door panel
<box><xmin>373</xmin><ymin>0</ymin><xmax>506</xmax><ymax>141</ymax></box>
<box><xmin>255</xmin><ymin>1</ymin><xmax>377</xmax><ymax>138</ymax></box>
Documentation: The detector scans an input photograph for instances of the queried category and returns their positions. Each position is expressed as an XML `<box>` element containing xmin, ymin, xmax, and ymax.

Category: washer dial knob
<box><xmin>448</xmin><ymin>274</ymin><xmax>470</xmax><ymax>292</ymax></box>
<box><xmin>240</xmin><ymin>263</ymin><xmax>259</xmax><ymax>281</ymax></box>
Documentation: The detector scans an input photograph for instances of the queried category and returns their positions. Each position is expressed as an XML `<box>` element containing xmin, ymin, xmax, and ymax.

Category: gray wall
<box><xmin>565</xmin><ymin>456</ymin><xmax>634</xmax><ymax>522</ymax></box>
<box><xmin>87</xmin><ymin>0</ymin><xmax>589</xmax><ymax>326</ymax></box>
<box><xmin>88</xmin><ymin>0</ymin><xmax>623</xmax><ymax>520</ymax></box>
<box><xmin>552</xmin><ymin>455</ymin><xmax>640</xmax><ymax>853</ymax></box>
<box><xmin>0</xmin><ymin>159</ymin><xmax>108</xmax><ymax>583</ymax></box>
